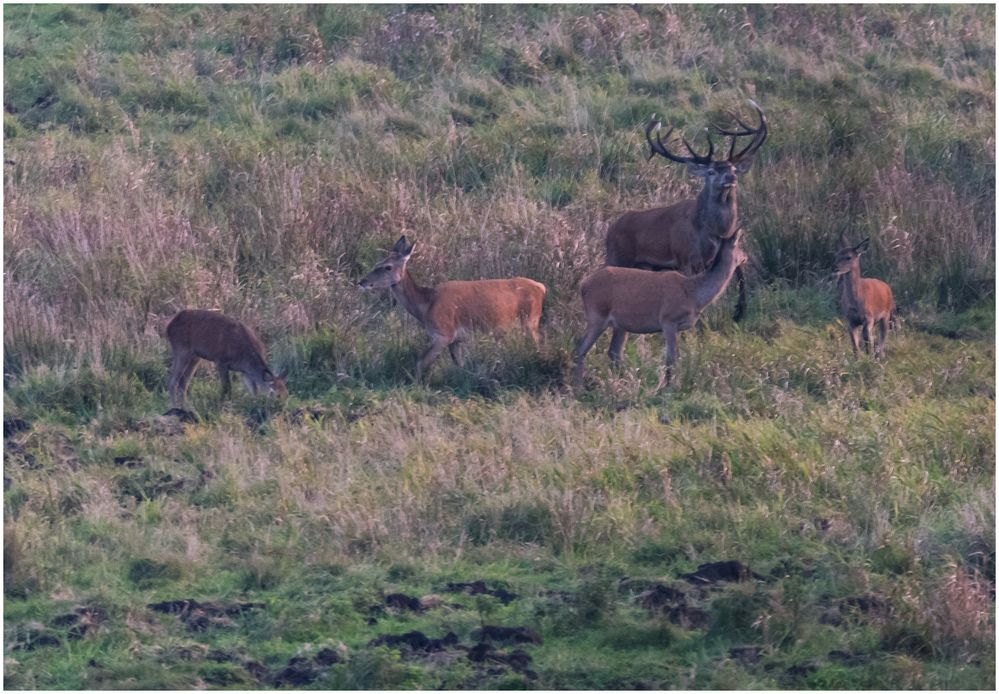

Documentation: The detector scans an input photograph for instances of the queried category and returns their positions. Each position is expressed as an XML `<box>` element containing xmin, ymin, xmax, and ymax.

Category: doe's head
<box><xmin>723</xmin><ymin>227</ymin><xmax>750</xmax><ymax>268</ymax></box>
<box><xmin>834</xmin><ymin>237</ymin><xmax>870</xmax><ymax>276</ymax></box>
<box><xmin>263</xmin><ymin>368</ymin><xmax>289</xmax><ymax>399</ymax></box>
<box><xmin>359</xmin><ymin>235</ymin><xmax>416</xmax><ymax>290</ymax></box>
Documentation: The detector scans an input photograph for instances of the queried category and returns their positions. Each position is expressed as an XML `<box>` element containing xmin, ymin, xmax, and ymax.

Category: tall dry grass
<box><xmin>4</xmin><ymin>5</ymin><xmax>993</xmax><ymax>385</ymax></box>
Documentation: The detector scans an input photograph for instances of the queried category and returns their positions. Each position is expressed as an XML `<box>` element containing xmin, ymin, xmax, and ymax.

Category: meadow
<box><xmin>3</xmin><ymin>4</ymin><xmax>995</xmax><ymax>689</ymax></box>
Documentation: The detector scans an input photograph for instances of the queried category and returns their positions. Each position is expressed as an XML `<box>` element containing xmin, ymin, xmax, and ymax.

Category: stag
<box><xmin>359</xmin><ymin>236</ymin><xmax>547</xmax><ymax>382</ymax></box>
<box><xmin>576</xmin><ymin>229</ymin><xmax>748</xmax><ymax>390</ymax></box>
<box><xmin>603</xmin><ymin>101</ymin><xmax>767</xmax><ymax>359</ymax></box>
<box><xmin>166</xmin><ymin>310</ymin><xmax>288</xmax><ymax>409</ymax></box>
<box><xmin>834</xmin><ymin>237</ymin><xmax>895</xmax><ymax>359</ymax></box>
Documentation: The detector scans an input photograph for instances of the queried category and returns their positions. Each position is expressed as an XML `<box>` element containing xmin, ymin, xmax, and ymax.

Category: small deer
<box><xmin>834</xmin><ymin>237</ymin><xmax>895</xmax><ymax>359</ymax></box>
<box><xmin>359</xmin><ymin>236</ymin><xmax>547</xmax><ymax>382</ymax></box>
<box><xmin>605</xmin><ymin>100</ymin><xmax>767</xmax><ymax>348</ymax></box>
<box><xmin>166</xmin><ymin>309</ymin><xmax>288</xmax><ymax>409</ymax></box>
<box><xmin>575</xmin><ymin>228</ymin><xmax>748</xmax><ymax>389</ymax></box>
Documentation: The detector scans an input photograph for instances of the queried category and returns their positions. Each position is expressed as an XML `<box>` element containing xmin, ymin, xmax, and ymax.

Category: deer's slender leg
<box><xmin>448</xmin><ymin>340</ymin><xmax>465</xmax><ymax>367</ymax></box>
<box><xmin>607</xmin><ymin>328</ymin><xmax>628</xmax><ymax>364</ymax></box>
<box><xmin>574</xmin><ymin>321</ymin><xmax>609</xmax><ymax>389</ymax></box>
<box><xmin>876</xmin><ymin>318</ymin><xmax>888</xmax><ymax>359</ymax></box>
<box><xmin>174</xmin><ymin>355</ymin><xmax>200</xmax><ymax>408</ymax></box>
<box><xmin>417</xmin><ymin>336</ymin><xmax>450</xmax><ymax>383</ymax></box>
<box><xmin>847</xmin><ymin>325</ymin><xmax>861</xmax><ymax>356</ymax></box>
<box><xmin>216</xmin><ymin>364</ymin><xmax>232</xmax><ymax>400</ymax></box>
<box><xmin>732</xmin><ymin>265</ymin><xmax>747</xmax><ymax>322</ymax></box>
<box><xmin>862</xmin><ymin>319</ymin><xmax>874</xmax><ymax>355</ymax></box>
<box><xmin>168</xmin><ymin>350</ymin><xmax>190</xmax><ymax>408</ymax></box>
<box><xmin>661</xmin><ymin>324</ymin><xmax>679</xmax><ymax>386</ymax></box>
<box><xmin>525</xmin><ymin>311</ymin><xmax>542</xmax><ymax>346</ymax></box>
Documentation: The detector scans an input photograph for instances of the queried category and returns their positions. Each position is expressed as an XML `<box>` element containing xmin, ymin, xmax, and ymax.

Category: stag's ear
<box><xmin>734</xmin><ymin>157</ymin><xmax>754</xmax><ymax>174</ymax></box>
<box><xmin>854</xmin><ymin>238</ymin><xmax>871</xmax><ymax>255</ymax></box>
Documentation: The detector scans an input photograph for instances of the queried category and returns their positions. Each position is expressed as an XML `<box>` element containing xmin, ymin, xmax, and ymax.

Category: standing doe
<box><xmin>605</xmin><ymin>100</ymin><xmax>767</xmax><ymax>335</ymax></box>
<box><xmin>834</xmin><ymin>237</ymin><xmax>895</xmax><ymax>359</ymax></box>
<box><xmin>575</xmin><ymin>228</ymin><xmax>748</xmax><ymax>390</ymax></box>
<box><xmin>359</xmin><ymin>236</ymin><xmax>547</xmax><ymax>382</ymax></box>
<box><xmin>166</xmin><ymin>310</ymin><xmax>288</xmax><ymax>408</ymax></box>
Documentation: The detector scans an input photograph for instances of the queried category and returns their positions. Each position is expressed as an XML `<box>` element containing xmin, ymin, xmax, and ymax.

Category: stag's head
<box><xmin>646</xmin><ymin>100</ymin><xmax>768</xmax><ymax>201</ymax></box>
<box><xmin>359</xmin><ymin>235</ymin><xmax>415</xmax><ymax>290</ymax></box>
<box><xmin>834</xmin><ymin>237</ymin><xmax>869</xmax><ymax>277</ymax></box>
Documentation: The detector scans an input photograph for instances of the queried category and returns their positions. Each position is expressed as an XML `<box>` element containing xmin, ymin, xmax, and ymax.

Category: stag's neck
<box><xmin>695</xmin><ymin>185</ymin><xmax>738</xmax><ymax>238</ymax></box>
<box><xmin>692</xmin><ymin>245</ymin><xmax>741</xmax><ymax>311</ymax></box>
<box><xmin>391</xmin><ymin>271</ymin><xmax>435</xmax><ymax>325</ymax></box>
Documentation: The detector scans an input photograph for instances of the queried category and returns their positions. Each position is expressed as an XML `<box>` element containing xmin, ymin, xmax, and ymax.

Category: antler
<box><xmin>645</xmin><ymin>117</ymin><xmax>714</xmax><ymax>166</ymax></box>
<box><xmin>713</xmin><ymin>99</ymin><xmax>768</xmax><ymax>164</ymax></box>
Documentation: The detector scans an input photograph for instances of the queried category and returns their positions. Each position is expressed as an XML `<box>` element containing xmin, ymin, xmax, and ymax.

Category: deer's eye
<box><xmin>707</xmin><ymin>169</ymin><xmax>717</xmax><ymax>176</ymax></box>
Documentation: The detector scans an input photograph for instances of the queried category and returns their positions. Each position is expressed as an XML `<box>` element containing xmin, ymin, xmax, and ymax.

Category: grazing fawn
<box><xmin>575</xmin><ymin>228</ymin><xmax>748</xmax><ymax>389</ymax></box>
<box><xmin>166</xmin><ymin>310</ymin><xmax>288</xmax><ymax>408</ymax></box>
<box><xmin>359</xmin><ymin>236</ymin><xmax>546</xmax><ymax>382</ymax></box>
<box><xmin>834</xmin><ymin>237</ymin><xmax>895</xmax><ymax>359</ymax></box>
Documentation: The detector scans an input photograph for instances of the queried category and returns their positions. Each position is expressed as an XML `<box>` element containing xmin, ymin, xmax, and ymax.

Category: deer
<box><xmin>834</xmin><ymin>237</ymin><xmax>895</xmax><ymax>359</ymax></box>
<box><xmin>603</xmin><ymin>100</ymin><xmax>767</xmax><ymax>362</ymax></box>
<box><xmin>359</xmin><ymin>236</ymin><xmax>547</xmax><ymax>382</ymax></box>
<box><xmin>166</xmin><ymin>309</ymin><xmax>288</xmax><ymax>409</ymax></box>
<box><xmin>575</xmin><ymin>228</ymin><xmax>748</xmax><ymax>390</ymax></box>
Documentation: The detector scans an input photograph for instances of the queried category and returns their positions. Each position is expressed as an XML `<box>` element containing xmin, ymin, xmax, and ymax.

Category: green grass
<box><xmin>3</xmin><ymin>3</ymin><xmax>994</xmax><ymax>690</ymax></box>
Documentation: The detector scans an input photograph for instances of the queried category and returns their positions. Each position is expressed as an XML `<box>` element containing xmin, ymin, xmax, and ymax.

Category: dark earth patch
<box><xmin>4</xmin><ymin>416</ymin><xmax>30</xmax><ymax>438</ymax></box>
<box><xmin>162</xmin><ymin>408</ymin><xmax>197</xmax><ymax>423</ymax></box>
<box><xmin>637</xmin><ymin>583</ymin><xmax>687</xmax><ymax>611</ymax></box>
<box><xmin>682</xmin><ymin>560</ymin><xmax>765</xmax><ymax>584</ymax></box>
<box><xmin>466</xmin><ymin>642</ymin><xmax>537</xmax><ymax>678</ymax></box>
<box><xmin>369</xmin><ymin>630</ymin><xmax>459</xmax><ymax>653</ymax></box>
<box><xmin>443</xmin><ymin>580</ymin><xmax>518</xmax><ymax>604</ymax></box>
<box><xmin>474</xmin><ymin>625</ymin><xmax>543</xmax><ymax>646</ymax></box>
<box><xmin>49</xmin><ymin>604</ymin><xmax>108</xmax><ymax>639</ymax></box>
<box><xmin>8</xmin><ymin>622</ymin><xmax>61</xmax><ymax>651</ymax></box>
<box><xmin>112</xmin><ymin>454</ymin><xmax>143</xmax><ymax>467</ymax></box>
<box><xmin>147</xmin><ymin>598</ymin><xmax>264</xmax><ymax>632</ymax></box>
<box><xmin>730</xmin><ymin>645</ymin><xmax>763</xmax><ymax>665</ymax></box>
<box><xmin>383</xmin><ymin>592</ymin><xmax>422</xmax><ymax>612</ymax></box>
<box><xmin>828</xmin><ymin>649</ymin><xmax>871</xmax><ymax>666</ymax></box>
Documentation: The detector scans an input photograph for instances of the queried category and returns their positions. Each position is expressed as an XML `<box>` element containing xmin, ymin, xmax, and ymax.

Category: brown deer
<box><xmin>603</xmin><ymin>101</ymin><xmax>767</xmax><ymax>360</ymax></box>
<box><xmin>834</xmin><ymin>237</ymin><xmax>895</xmax><ymax>359</ymax></box>
<box><xmin>359</xmin><ymin>236</ymin><xmax>546</xmax><ymax>382</ymax></box>
<box><xmin>575</xmin><ymin>228</ymin><xmax>748</xmax><ymax>390</ymax></box>
<box><xmin>166</xmin><ymin>310</ymin><xmax>288</xmax><ymax>408</ymax></box>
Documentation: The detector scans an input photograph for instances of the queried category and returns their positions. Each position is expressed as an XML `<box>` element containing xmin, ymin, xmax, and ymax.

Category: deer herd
<box><xmin>165</xmin><ymin>101</ymin><xmax>897</xmax><ymax>408</ymax></box>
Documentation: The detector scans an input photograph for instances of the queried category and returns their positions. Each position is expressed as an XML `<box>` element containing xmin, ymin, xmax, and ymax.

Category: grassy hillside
<box><xmin>3</xmin><ymin>4</ymin><xmax>994</xmax><ymax>689</ymax></box>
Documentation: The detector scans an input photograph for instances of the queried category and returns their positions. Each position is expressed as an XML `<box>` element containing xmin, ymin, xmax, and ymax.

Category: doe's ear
<box><xmin>276</xmin><ymin>367</ymin><xmax>289</xmax><ymax>381</ymax></box>
<box><xmin>402</xmin><ymin>241</ymin><xmax>416</xmax><ymax>258</ymax></box>
<box><xmin>854</xmin><ymin>237</ymin><xmax>871</xmax><ymax>255</ymax></box>
<box><xmin>392</xmin><ymin>235</ymin><xmax>409</xmax><ymax>254</ymax></box>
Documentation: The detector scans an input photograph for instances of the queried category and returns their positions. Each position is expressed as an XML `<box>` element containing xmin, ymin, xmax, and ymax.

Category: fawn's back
<box><xmin>166</xmin><ymin>310</ymin><xmax>268</xmax><ymax>366</ymax></box>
